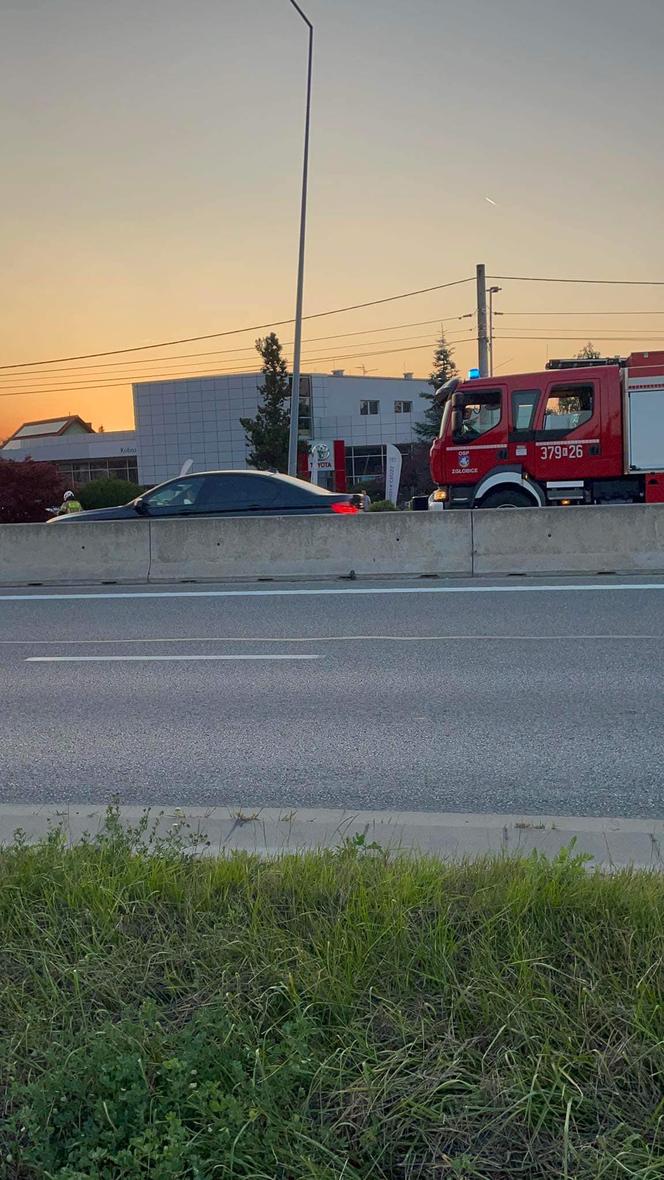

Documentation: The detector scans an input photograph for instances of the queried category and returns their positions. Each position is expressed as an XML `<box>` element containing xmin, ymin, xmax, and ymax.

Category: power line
<box><xmin>4</xmin><ymin>335</ymin><xmax>661</xmax><ymax>401</ymax></box>
<box><xmin>0</xmin><ymin>336</ymin><xmax>479</xmax><ymax>400</ymax></box>
<box><xmin>2</xmin><ymin>271</ymin><xmax>662</xmax><ymax>374</ymax></box>
<box><xmin>0</xmin><ymin>338</ymin><xmax>474</xmax><ymax>398</ymax></box>
<box><xmin>0</xmin><ymin>277</ymin><xmax>474</xmax><ymax>371</ymax></box>
<box><xmin>489</xmin><ymin>275</ymin><xmax>664</xmax><ymax>286</ymax></box>
<box><xmin>491</xmin><ymin>329</ymin><xmax>664</xmax><ymax>339</ymax></box>
<box><xmin>4</xmin><ymin>316</ymin><xmax>654</xmax><ymax>389</ymax></box>
<box><xmin>0</xmin><ymin>331</ymin><xmax>477</xmax><ymax>394</ymax></box>
<box><xmin>0</xmin><ymin>316</ymin><xmax>475</xmax><ymax>383</ymax></box>
<box><xmin>15</xmin><ymin>329</ymin><xmax>663</xmax><ymax>396</ymax></box>
<box><xmin>0</xmin><ymin>331</ymin><xmax>440</xmax><ymax>382</ymax></box>
<box><xmin>499</xmin><ymin>310</ymin><xmax>664</xmax><ymax>316</ymax></box>
<box><xmin>494</xmin><ymin>334</ymin><xmax>664</xmax><ymax>342</ymax></box>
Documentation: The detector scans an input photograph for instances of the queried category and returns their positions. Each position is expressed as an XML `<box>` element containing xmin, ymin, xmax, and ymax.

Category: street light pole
<box><xmin>488</xmin><ymin>285</ymin><xmax>502</xmax><ymax>377</ymax></box>
<box><xmin>476</xmin><ymin>263</ymin><xmax>489</xmax><ymax>378</ymax></box>
<box><xmin>286</xmin><ymin>0</ymin><xmax>313</xmax><ymax>477</ymax></box>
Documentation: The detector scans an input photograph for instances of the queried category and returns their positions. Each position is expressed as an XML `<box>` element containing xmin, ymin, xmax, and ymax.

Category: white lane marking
<box><xmin>7</xmin><ymin>633</ymin><xmax>664</xmax><ymax>646</ymax></box>
<box><xmin>3</xmin><ymin>582</ymin><xmax>664</xmax><ymax>603</ymax></box>
<box><xmin>26</xmin><ymin>654</ymin><xmax>321</xmax><ymax>664</ymax></box>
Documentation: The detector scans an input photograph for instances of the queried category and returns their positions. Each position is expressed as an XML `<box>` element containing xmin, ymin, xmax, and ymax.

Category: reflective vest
<box><xmin>62</xmin><ymin>499</ymin><xmax>82</xmax><ymax>514</ymax></box>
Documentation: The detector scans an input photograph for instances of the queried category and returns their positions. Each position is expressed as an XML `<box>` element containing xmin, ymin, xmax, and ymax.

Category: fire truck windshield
<box><xmin>451</xmin><ymin>389</ymin><xmax>502</xmax><ymax>441</ymax></box>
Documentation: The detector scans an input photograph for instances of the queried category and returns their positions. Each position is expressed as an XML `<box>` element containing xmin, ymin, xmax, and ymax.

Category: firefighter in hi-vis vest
<box><xmin>58</xmin><ymin>490</ymin><xmax>82</xmax><ymax>515</ymax></box>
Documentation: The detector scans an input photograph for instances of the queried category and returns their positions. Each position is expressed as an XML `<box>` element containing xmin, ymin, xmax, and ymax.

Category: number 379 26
<box><xmin>538</xmin><ymin>443</ymin><xmax>583</xmax><ymax>460</ymax></box>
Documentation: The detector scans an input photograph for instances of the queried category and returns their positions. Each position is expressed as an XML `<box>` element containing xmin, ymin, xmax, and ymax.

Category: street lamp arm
<box><xmin>287</xmin><ymin>0</ymin><xmax>313</xmax><ymax>28</ymax></box>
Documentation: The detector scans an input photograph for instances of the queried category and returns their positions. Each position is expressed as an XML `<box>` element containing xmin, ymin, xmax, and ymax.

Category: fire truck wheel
<box><xmin>478</xmin><ymin>488</ymin><xmax>535</xmax><ymax>509</ymax></box>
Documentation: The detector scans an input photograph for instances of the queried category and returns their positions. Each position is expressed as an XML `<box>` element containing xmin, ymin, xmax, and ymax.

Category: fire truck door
<box><xmin>446</xmin><ymin>386</ymin><xmax>507</xmax><ymax>484</ymax></box>
<box><xmin>532</xmin><ymin>376</ymin><xmax>604</xmax><ymax>488</ymax></box>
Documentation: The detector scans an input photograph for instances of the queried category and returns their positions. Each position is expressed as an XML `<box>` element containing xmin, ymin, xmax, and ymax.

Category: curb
<box><xmin>1</xmin><ymin>805</ymin><xmax>663</xmax><ymax>869</ymax></box>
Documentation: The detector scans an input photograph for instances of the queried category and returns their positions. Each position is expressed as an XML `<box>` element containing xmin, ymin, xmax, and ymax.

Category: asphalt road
<box><xmin>2</xmin><ymin>576</ymin><xmax>664</xmax><ymax>818</ymax></box>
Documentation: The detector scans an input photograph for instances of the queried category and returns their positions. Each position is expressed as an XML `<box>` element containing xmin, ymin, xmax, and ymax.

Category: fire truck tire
<box><xmin>478</xmin><ymin>488</ymin><xmax>535</xmax><ymax>509</ymax></box>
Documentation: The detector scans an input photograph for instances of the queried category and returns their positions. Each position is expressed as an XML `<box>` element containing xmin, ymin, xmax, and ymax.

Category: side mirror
<box><xmin>434</xmin><ymin>377</ymin><xmax>460</xmax><ymax>406</ymax></box>
<box><xmin>134</xmin><ymin>497</ymin><xmax>148</xmax><ymax>516</ymax></box>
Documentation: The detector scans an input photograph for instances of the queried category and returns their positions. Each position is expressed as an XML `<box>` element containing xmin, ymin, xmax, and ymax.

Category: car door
<box><xmin>532</xmin><ymin>377</ymin><xmax>604</xmax><ymax>486</ymax></box>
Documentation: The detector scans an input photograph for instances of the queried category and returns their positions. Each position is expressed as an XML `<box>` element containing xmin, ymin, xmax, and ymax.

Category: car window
<box><xmin>199</xmin><ymin>474</ymin><xmax>320</xmax><ymax>511</ymax></box>
<box><xmin>144</xmin><ymin>476</ymin><xmax>207</xmax><ymax>510</ymax></box>
<box><xmin>199</xmin><ymin>475</ymin><xmax>286</xmax><ymax>511</ymax></box>
<box><xmin>511</xmin><ymin>389</ymin><xmax>540</xmax><ymax>433</ymax></box>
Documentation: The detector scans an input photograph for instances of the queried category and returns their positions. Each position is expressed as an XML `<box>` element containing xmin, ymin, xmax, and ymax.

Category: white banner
<box><xmin>385</xmin><ymin>443</ymin><xmax>402</xmax><ymax>505</ymax></box>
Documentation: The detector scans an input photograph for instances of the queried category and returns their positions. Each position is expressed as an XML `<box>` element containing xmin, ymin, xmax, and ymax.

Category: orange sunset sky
<box><xmin>1</xmin><ymin>0</ymin><xmax>663</xmax><ymax>440</ymax></box>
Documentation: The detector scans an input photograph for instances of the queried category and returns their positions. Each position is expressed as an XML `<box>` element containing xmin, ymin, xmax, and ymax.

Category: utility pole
<box><xmin>476</xmin><ymin>263</ymin><xmax>489</xmax><ymax>377</ymax></box>
<box><xmin>488</xmin><ymin>285</ymin><xmax>501</xmax><ymax>376</ymax></box>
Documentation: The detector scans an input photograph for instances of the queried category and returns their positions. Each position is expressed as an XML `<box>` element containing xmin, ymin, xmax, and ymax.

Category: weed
<box><xmin>0</xmin><ymin>807</ymin><xmax>662</xmax><ymax>1178</ymax></box>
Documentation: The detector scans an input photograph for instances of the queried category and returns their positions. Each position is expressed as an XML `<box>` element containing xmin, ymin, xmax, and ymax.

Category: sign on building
<box><xmin>308</xmin><ymin>440</ymin><xmax>333</xmax><ymax>484</ymax></box>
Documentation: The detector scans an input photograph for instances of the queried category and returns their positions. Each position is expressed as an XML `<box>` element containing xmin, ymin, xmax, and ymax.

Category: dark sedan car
<box><xmin>48</xmin><ymin>470</ymin><xmax>364</xmax><ymax>523</ymax></box>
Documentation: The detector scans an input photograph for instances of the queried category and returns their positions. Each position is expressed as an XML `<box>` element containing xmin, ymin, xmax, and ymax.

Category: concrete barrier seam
<box><xmin>470</xmin><ymin>507</ymin><xmax>475</xmax><ymax>577</ymax></box>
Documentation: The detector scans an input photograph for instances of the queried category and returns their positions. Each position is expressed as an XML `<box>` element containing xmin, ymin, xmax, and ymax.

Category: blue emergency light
<box><xmin>467</xmin><ymin>367</ymin><xmax>481</xmax><ymax>379</ymax></box>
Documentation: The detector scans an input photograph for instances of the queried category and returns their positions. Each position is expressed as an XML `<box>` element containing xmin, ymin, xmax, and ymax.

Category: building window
<box><xmin>54</xmin><ymin>457</ymin><xmax>139</xmax><ymax>485</ymax></box>
<box><xmin>346</xmin><ymin>442</ymin><xmax>412</xmax><ymax>490</ymax></box>
<box><xmin>394</xmin><ymin>400</ymin><xmax>412</xmax><ymax>414</ymax></box>
<box><xmin>360</xmin><ymin>400</ymin><xmax>380</xmax><ymax>416</ymax></box>
<box><xmin>347</xmin><ymin>444</ymin><xmax>385</xmax><ymax>484</ymax></box>
<box><xmin>296</xmin><ymin>376</ymin><xmax>312</xmax><ymax>439</ymax></box>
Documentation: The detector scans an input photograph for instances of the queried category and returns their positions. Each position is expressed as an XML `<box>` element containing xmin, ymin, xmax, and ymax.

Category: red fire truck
<box><xmin>428</xmin><ymin>351</ymin><xmax>664</xmax><ymax>509</ymax></box>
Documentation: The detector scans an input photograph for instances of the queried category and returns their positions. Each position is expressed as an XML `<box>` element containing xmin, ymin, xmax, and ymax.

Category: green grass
<box><xmin>0</xmin><ymin>807</ymin><xmax>663</xmax><ymax>1179</ymax></box>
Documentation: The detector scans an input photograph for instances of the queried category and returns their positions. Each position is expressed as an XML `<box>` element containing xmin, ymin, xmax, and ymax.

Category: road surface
<box><xmin>2</xmin><ymin>576</ymin><xmax>664</xmax><ymax>817</ymax></box>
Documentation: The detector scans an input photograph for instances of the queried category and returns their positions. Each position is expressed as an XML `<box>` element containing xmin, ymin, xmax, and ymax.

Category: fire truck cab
<box><xmin>428</xmin><ymin>351</ymin><xmax>664</xmax><ymax>509</ymax></box>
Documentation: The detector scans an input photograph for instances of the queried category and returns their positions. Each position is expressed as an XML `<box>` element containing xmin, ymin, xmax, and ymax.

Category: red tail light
<box><xmin>330</xmin><ymin>501</ymin><xmax>360</xmax><ymax>514</ymax></box>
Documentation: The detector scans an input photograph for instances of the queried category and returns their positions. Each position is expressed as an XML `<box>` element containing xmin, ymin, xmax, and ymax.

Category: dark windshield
<box><xmin>451</xmin><ymin>388</ymin><xmax>502</xmax><ymax>441</ymax></box>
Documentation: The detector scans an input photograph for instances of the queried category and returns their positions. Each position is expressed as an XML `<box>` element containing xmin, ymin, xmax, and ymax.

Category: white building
<box><xmin>0</xmin><ymin>416</ymin><xmax>138</xmax><ymax>484</ymax></box>
<box><xmin>133</xmin><ymin>370</ymin><xmax>430</xmax><ymax>487</ymax></box>
<box><xmin>0</xmin><ymin>371</ymin><xmax>432</xmax><ymax>494</ymax></box>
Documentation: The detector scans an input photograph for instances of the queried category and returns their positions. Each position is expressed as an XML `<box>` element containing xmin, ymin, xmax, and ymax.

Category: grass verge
<box><xmin>0</xmin><ymin>807</ymin><xmax>663</xmax><ymax>1178</ymax></box>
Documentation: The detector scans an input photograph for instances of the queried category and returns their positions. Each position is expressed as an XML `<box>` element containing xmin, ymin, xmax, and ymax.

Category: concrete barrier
<box><xmin>4</xmin><ymin>504</ymin><xmax>664</xmax><ymax>587</ymax></box>
<box><xmin>0</xmin><ymin>521</ymin><xmax>151</xmax><ymax>586</ymax></box>
<box><xmin>472</xmin><ymin>503</ymin><xmax>664</xmax><ymax>575</ymax></box>
<box><xmin>147</xmin><ymin>511</ymin><xmax>474</xmax><ymax>582</ymax></box>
